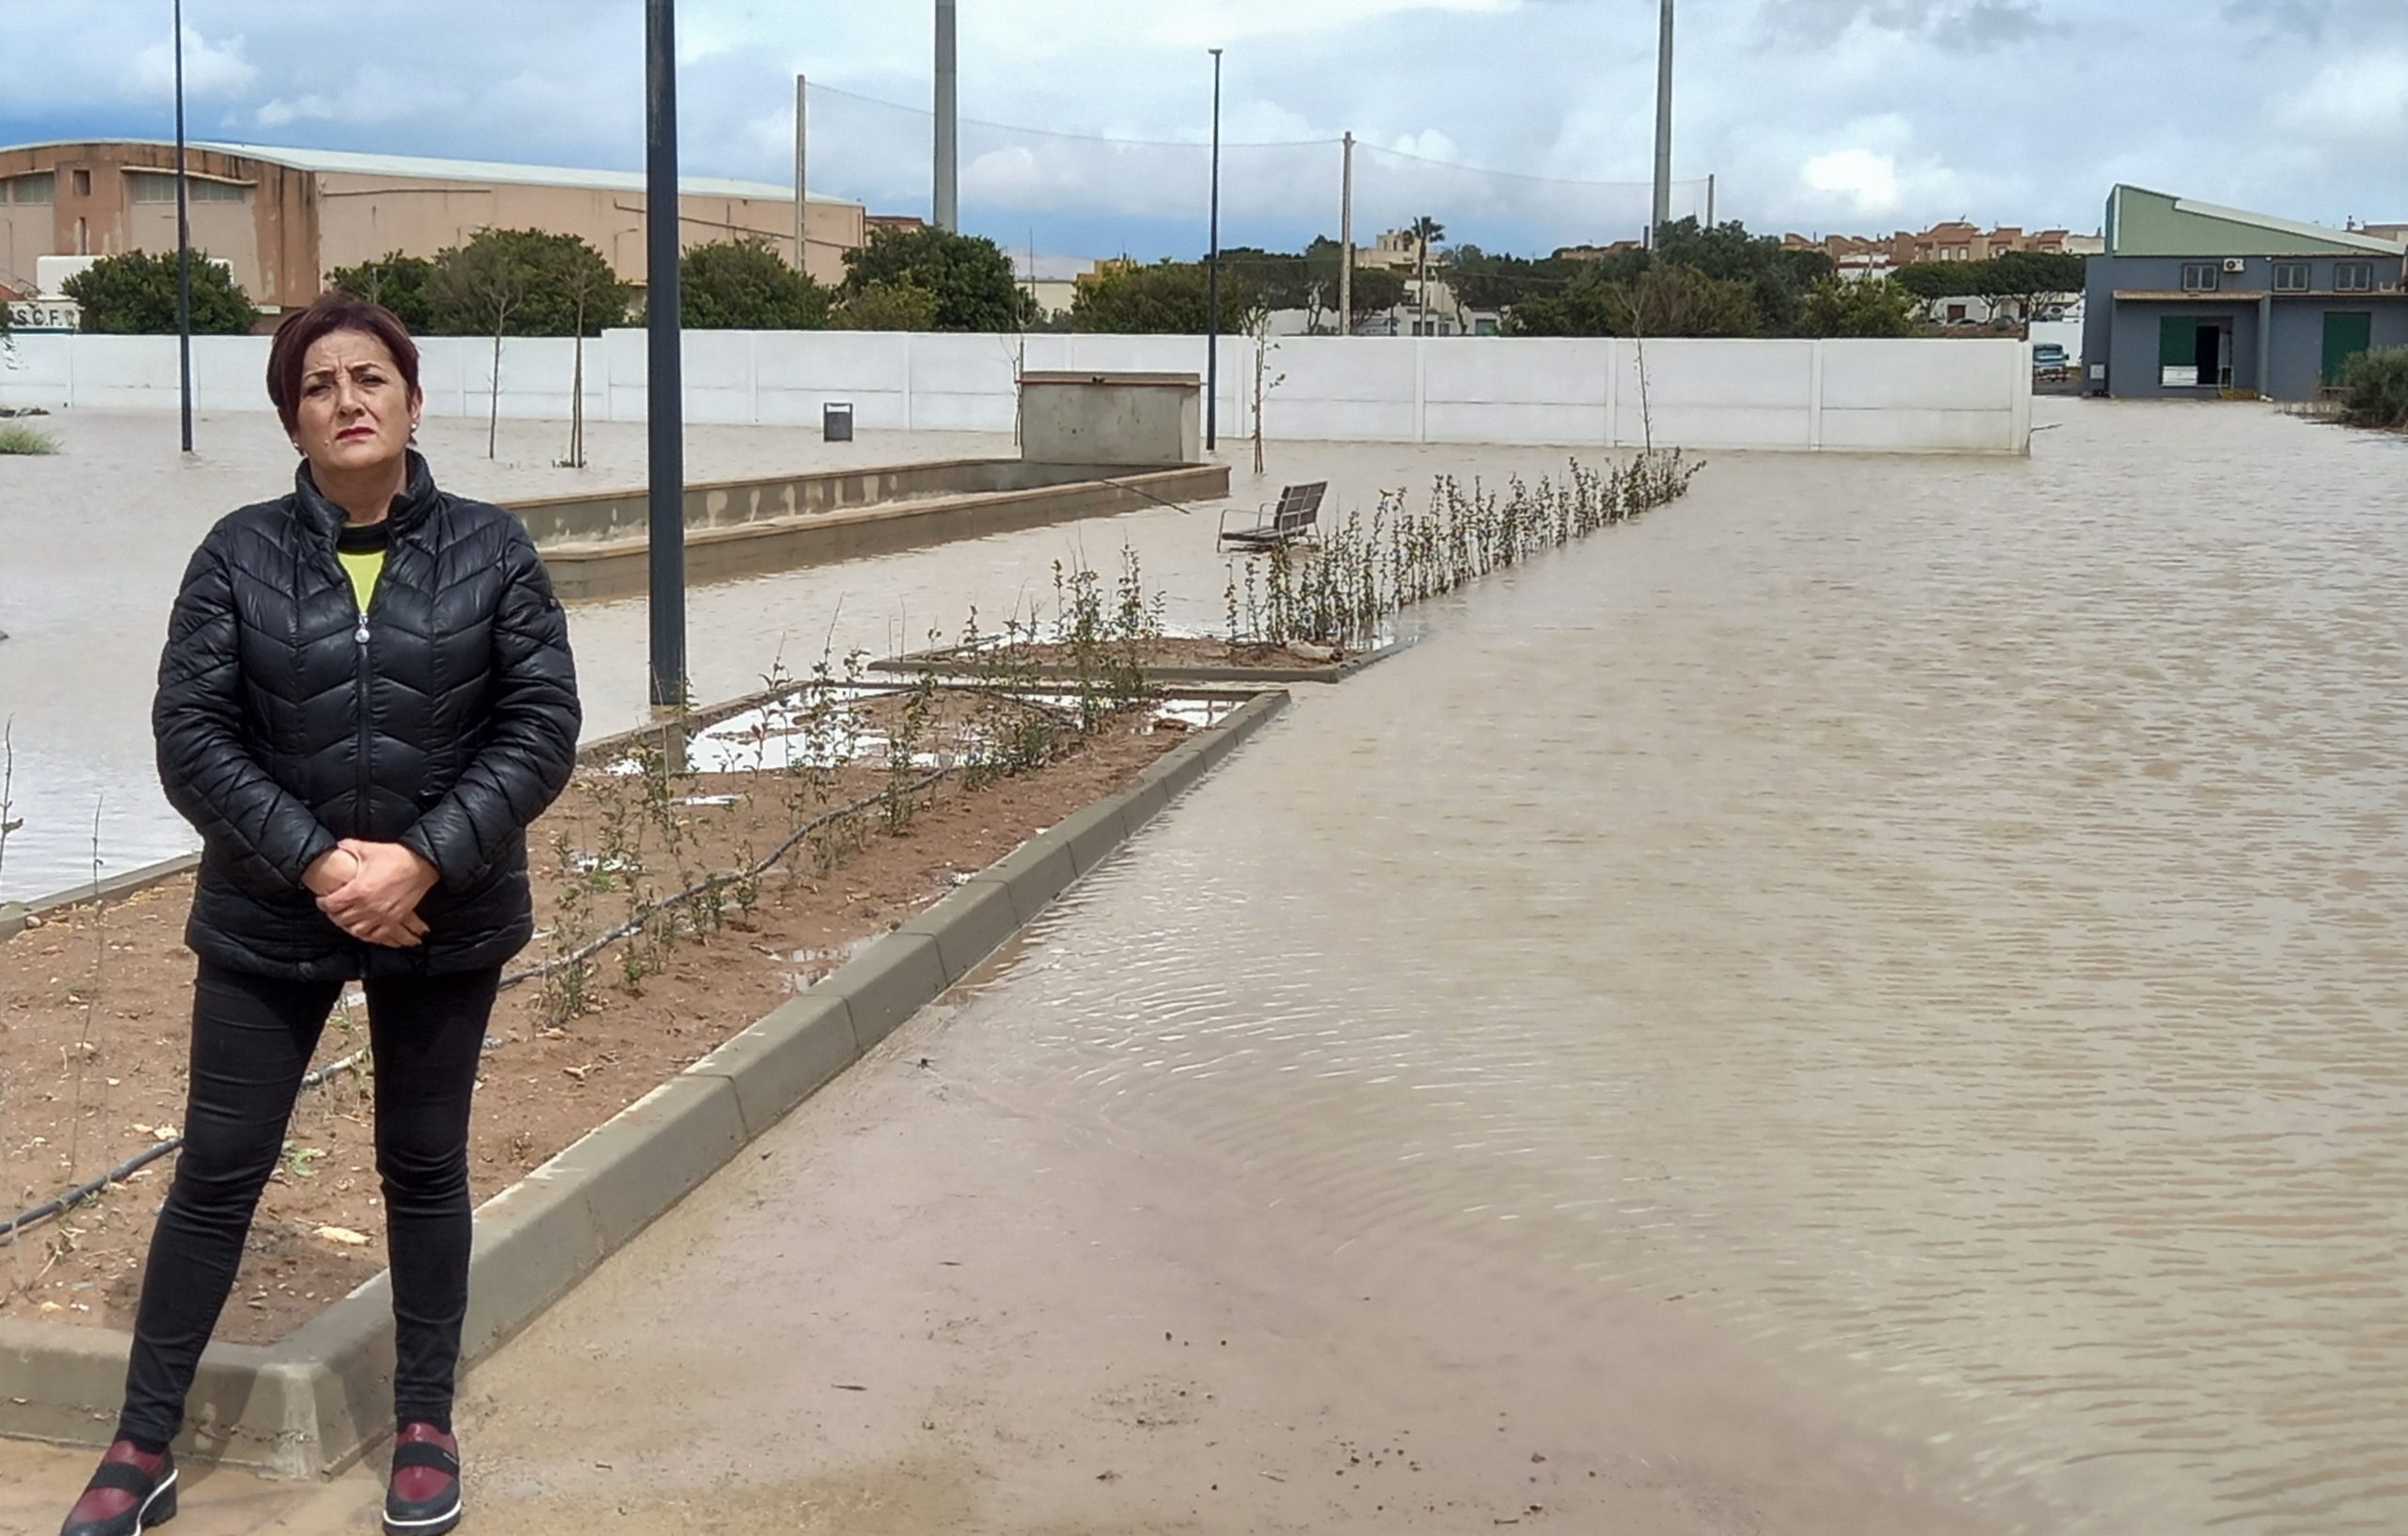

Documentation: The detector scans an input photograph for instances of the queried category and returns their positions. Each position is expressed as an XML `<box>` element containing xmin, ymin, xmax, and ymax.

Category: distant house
<box><xmin>2081</xmin><ymin>185</ymin><xmax>2408</xmax><ymax>401</ymax></box>
<box><xmin>1781</xmin><ymin>223</ymin><xmax>2093</xmax><ymax>280</ymax></box>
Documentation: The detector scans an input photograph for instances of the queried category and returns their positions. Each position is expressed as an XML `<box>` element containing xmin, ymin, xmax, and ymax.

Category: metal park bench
<box><xmin>1217</xmin><ymin>482</ymin><xmax>1326</xmax><ymax>550</ymax></box>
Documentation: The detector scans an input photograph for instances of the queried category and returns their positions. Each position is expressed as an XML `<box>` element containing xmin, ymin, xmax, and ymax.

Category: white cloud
<box><xmin>1386</xmin><ymin>130</ymin><xmax>1464</xmax><ymax>162</ymax></box>
<box><xmin>1802</xmin><ymin>148</ymin><xmax>1903</xmax><ymax>215</ymax></box>
<box><xmin>1146</xmin><ymin>0</ymin><xmax>1521</xmax><ymax>47</ymax></box>
<box><xmin>130</xmin><ymin>26</ymin><xmax>258</xmax><ymax>99</ymax></box>
<box><xmin>2280</xmin><ymin>51</ymin><xmax>2408</xmax><ymax>137</ymax></box>
<box><xmin>1780</xmin><ymin>114</ymin><xmax>1988</xmax><ymax>228</ymax></box>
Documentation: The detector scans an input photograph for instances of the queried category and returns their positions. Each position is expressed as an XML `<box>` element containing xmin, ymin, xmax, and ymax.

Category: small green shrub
<box><xmin>2337</xmin><ymin>346</ymin><xmax>2408</xmax><ymax>430</ymax></box>
<box><xmin>0</xmin><ymin>422</ymin><xmax>58</xmax><ymax>455</ymax></box>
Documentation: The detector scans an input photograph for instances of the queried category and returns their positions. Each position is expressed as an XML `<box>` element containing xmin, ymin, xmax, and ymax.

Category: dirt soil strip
<box><xmin>0</xmin><ymin>689</ymin><xmax>1285</xmax><ymax>1475</ymax></box>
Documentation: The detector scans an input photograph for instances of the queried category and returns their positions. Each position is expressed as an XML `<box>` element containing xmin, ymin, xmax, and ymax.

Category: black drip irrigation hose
<box><xmin>0</xmin><ymin>1044</ymin><xmax>373</xmax><ymax>1241</ymax></box>
<box><xmin>1</xmin><ymin>764</ymin><xmax>959</xmax><ymax>1244</ymax></box>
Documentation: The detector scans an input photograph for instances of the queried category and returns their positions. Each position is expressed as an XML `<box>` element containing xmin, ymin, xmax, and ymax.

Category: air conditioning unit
<box><xmin>2222</xmin><ymin>259</ymin><xmax>2246</xmax><ymax>274</ymax></box>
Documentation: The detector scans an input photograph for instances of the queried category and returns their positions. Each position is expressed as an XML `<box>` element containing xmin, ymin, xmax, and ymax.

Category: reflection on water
<box><xmin>922</xmin><ymin>404</ymin><xmax>2408</xmax><ymax>1533</ymax></box>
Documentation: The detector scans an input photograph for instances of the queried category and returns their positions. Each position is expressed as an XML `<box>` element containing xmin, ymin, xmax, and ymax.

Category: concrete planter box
<box><xmin>0</xmin><ymin>690</ymin><xmax>1288</xmax><ymax>1479</ymax></box>
<box><xmin>517</xmin><ymin>459</ymin><xmax>1230</xmax><ymax>601</ymax></box>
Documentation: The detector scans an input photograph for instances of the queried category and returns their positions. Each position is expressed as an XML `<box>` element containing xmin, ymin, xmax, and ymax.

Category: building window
<box><xmin>2180</xmin><ymin>262</ymin><xmax>2219</xmax><ymax>293</ymax></box>
<box><xmin>2334</xmin><ymin>261</ymin><xmax>2373</xmax><ymax>293</ymax></box>
<box><xmin>2273</xmin><ymin>261</ymin><xmax>2310</xmax><ymax>293</ymax></box>
<box><xmin>71</xmin><ymin>169</ymin><xmax>90</xmax><ymax>197</ymax></box>
<box><xmin>127</xmin><ymin>171</ymin><xmax>247</xmax><ymax>203</ymax></box>
<box><xmin>1</xmin><ymin>172</ymin><xmax>54</xmax><ymax>204</ymax></box>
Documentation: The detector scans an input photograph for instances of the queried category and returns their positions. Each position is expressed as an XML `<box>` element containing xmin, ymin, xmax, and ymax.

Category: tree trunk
<box><xmin>568</xmin><ymin>293</ymin><xmax>586</xmax><ymax>468</ymax></box>
<box><xmin>487</xmin><ymin>325</ymin><xmax>503</xmax><ymax>460</ymax></box>
<box><xmin>570</xmin><ymin>332</ymin><xmax>585</xmax><ymax>468</ymax></box>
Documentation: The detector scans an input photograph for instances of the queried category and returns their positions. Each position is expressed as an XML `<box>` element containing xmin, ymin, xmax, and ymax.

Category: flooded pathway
<box><xmin>4</xmin><ymin>400</ymin><xmax>2404</xmax><ymax>1532</ymax></box>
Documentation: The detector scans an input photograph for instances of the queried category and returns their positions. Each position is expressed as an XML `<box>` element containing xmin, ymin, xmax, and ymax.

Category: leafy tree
<box><xmin>1408</xmin><ymin>214</ymin><xmax>1446</xmax><ymax>326</ymax></box>
<box><xmin>1797</xmin><ymin>277</ymin><xmax>1917</xmax><ymax>338</ymax></box>
<box><xmin>1447</xmin><ymin>245</ymin><xmax>1585</xmax><ymax>312</ymax></box>
<box><xmin>1608</xmin><ymin>263</ymin><xmax>1760</xmax><ymax>337</ymax></box>
<box><xmin>837</xmin><ymin>280</ymin><xmax>941</xmax><ymax>332</ymax></box>
<box><xmin>428</xmin><ymin>229</ymin><xmax>627</xmax><ymax>339</ymax></box>
<box><xmin>431</xmin><ymin>235</ymin><xmax>529</xmax><ymax>459</ymax></box>
<box><xmin>2337</xmin><ymin>346</ymin><xmax>2408</xmax><ymax>430</ymax></box>
<box><xmin>1973</xmin><ymin>248</ymin><xmax>2086</xmax><ymax>320</ymax></box>
<box><xmin>428</xmin><ymin>230</ymin><xmax>628</xmax><ymax>459</ymax></box>
<box><xmin>681</xmin><ymin>236</ymin><xmax>832</xmax><ymax>329</ymax></box>
<box><xmin>1069</xmin><ymin>260</ymin><xmax>1262</xmax><ymax>334</ymax></box>
<box><xmin>1216</xmin><ymin>246</ymin><xmax>1313</xmax><ymax>313</ymax></box>
<box><xmin>1506</xmin><ymin>261</ymin><xmax>1757</xmax><ymax>338</ymax></box>
<box><xmin>1649</xmin><ymin>217</ymin><xmax>1829</xmax><ymax>335</ymax></box>
<box><xmin>1344</xmin><ymin>266</ymin><xmax>1407</xmax><ymax>327</ymax></box>
<box><xmin>327</xmin><ymin>252</ymin><xmax>438</xmax><ymax>332</ymax></box>
<box><xmin>1502</xmin><ymin>263</ymin><xmax>1625</xmax><ymax>337</ymax></box>
<box><xmin>840</xmin><ymin>226</ymin><xmax>1034</xmax><ymax>331</ymax></box>
<box><xmin>1295</xmin><ymin>236</ymin><xmax>1353</xmax><ymax>332</ymax></box>
<box><xmin>1890</xmin><ymin>261</ymin><xmax>1970</xmax><ymax>301</ymax></box>
<box><xmin>63</xmin><ymin>250</ymin><xmax>257</xmax><ymax>334</ymax></box>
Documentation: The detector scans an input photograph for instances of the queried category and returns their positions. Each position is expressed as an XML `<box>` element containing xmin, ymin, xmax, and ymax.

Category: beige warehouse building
<box><xmin>0</xmin><ymin>139</ymin><xmax>866</xmax><ymax>314</ymax></box>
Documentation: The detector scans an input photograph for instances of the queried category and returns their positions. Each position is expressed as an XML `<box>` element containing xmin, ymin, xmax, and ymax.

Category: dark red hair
<box><xmin>265</xmin><ymin>293</ymin><xmax>421</xmax><ymax>434</ymax></box>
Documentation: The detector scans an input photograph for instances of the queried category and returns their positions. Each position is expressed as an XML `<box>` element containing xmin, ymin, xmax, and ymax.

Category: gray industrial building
<box><xmin>2082</xmin><ymin>185</ymin><xmax>2408</xmax><ymax>402</ymax></box>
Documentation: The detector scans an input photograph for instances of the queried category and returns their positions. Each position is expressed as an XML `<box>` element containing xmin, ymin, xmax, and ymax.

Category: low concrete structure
<box><xmin>1018</xmin><ymin>372</ymin><xmax>1202</xmax><ymax>466</ymax></box>
<box><xmin>0</xmin><ymin>689</ymin><xmax>1289</xmax><ymax>1478</ymax></box>
<box><xmin>517</xmin><ymin>458</ymin><xmax>1229</xmax><ymax>602</ymax></box>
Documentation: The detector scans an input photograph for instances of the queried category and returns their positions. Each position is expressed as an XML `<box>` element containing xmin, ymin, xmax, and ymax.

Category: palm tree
<box><xmin>1410</xmin><ymin>215</ymin><xmax>1447</xmax><ymax>336</ymax></box>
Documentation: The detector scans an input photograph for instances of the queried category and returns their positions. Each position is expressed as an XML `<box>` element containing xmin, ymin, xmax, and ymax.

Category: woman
<box><xmin>59</xmin><ymin>294</ymin><xmax>580</xmax><ymax>1536</ymax></box>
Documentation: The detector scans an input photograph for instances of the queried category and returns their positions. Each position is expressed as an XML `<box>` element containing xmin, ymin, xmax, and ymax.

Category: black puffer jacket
<box><xmin>154</xmin><ymin>451</ymin><xmax>581</xmax><ymax>980</ymax></box>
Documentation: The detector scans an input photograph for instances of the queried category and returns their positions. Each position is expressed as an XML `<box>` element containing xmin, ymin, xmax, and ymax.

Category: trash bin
<box><xmin>823</xmin><ymin>401</ymin><xmax>854</xmax><ymax>442</ymax></box>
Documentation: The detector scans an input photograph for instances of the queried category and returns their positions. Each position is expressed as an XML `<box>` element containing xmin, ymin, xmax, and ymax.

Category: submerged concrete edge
<box><xmin>0</xmin><ymin>689</ymin><xmax>1290</xmax><ymax>1478</ymax></box>
<box><xmin>866</xmin><ymin>640</ymin><xmax>1407</xmax><ymax>687</ymax></box>
<box><xmin>2</xmin><ymin>851</ymin><xmax>205</xmax><ymax>941</ymax></box>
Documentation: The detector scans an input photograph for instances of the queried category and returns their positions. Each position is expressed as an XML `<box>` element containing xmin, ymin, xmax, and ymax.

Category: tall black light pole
<box><xmin>173</xmin><ymin>0</ymin><xmax>193</xmax><ymax>453</ymax></box>
<box><xmin>934</xmin><ymin>0</ymin><xmax>958</xmax><ymax>231</ymax></box>
<box><xmin>1205</xmin><ymin>47</ymin><xmax>1223</xmax><ymax>451</ymax></box>
<box><xmin>1651</xmin><ymin>0</ymin><xmax>1674</xmax><ymax>245</ymax></box>
<box><xmin>645</xmin><ymin>0</ymin><xmax>687</xmax><ymax>707</ymax></box>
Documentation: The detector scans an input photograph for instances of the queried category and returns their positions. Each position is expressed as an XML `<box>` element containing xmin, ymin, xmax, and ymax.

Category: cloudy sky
<box><xmin>7</xmin><ymin>0</ymin><xmax>2405</xmax><ymax>263</ymax></box>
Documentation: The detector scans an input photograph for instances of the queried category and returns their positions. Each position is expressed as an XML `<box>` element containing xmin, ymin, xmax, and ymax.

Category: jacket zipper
<box><xmin>348</xmin><ymin>543</ymin><xmax>380</xmax><ymax>964</ymax></box>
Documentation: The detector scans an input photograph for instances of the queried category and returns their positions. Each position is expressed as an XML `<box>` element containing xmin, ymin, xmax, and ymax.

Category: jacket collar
<box><xmin>293</xmin><ymin>449</ymin><xmax>440</xmax><ymax>545</ymax></box>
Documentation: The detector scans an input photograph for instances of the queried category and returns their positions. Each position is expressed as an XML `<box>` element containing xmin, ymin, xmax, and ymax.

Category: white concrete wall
<box><xmin>0</xmin><ymin>329</ymin><xmax>2032</xmax><ymax>454</ymax></box>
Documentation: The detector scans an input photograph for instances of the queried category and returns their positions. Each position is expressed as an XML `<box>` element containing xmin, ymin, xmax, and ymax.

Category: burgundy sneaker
<box><xmin>384</xmin><ymin>1422</ymin><xmax>463</xmax><ymax>1536</ymax></box>
<box><xmin>59</xmin><ymin>1439</ymin><xmax>178</xmax><ymax>1535</ymax></box>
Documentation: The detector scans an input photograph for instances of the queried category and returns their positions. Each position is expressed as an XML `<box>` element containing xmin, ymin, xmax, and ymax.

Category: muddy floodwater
<box><xmin>4</xmin><ymin>401</ymin><xmax>2405</xmax><ymax>1531</ymax></box>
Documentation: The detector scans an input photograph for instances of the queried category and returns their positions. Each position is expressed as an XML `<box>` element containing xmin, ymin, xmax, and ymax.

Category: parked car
<box><xmin>2033</xmin><ymin>343</ymin><xmax>2069</xmax><ymax>370</ymax></box>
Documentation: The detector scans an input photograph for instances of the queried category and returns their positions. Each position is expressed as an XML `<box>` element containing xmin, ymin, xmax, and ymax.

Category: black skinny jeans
<box><xmin>119</xmin><ymin>959</ymin><xmax>499</xmax><ymax>1446</ymax></box>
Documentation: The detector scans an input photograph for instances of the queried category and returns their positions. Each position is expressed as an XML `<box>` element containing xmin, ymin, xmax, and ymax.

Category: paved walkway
<box><xmin>0</xmin><ymin>989</ymin><xmax>2026</xmax><ymax>1535</ymax></box>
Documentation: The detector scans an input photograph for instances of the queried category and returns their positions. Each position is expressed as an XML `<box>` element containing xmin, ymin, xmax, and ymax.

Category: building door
<box><xmin>2197</xmin><ymin>323</ymin><xmax>2231</xmax><ymax>388</ymax></box>
<box><xmin>2159</xmin><ymin>316</ymin><xmax>2199</xmax><ymax>387</ymax></box>
<box><xmin>2321</xmin><ymin>311</ymin><xmax>2372</xmax><ymax>386</ymax></box>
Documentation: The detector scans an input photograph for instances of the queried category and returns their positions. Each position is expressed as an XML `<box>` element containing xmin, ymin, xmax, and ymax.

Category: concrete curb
<box><xmin>1</xmin><ymin>851</ymin><xmax>204</xmax><ymax>941</ymax></box>
<box><xmin>0</xmin><ymin>688</ymin><xmax>1290</xmax><ymax>1479</ymax></box>
<box><xmin>868</xmin><ymin>640</ymin><xmax>1406</xmax><ymax>687</ymax></box>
